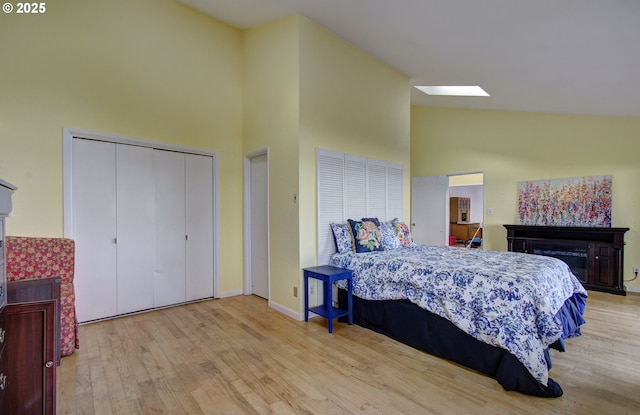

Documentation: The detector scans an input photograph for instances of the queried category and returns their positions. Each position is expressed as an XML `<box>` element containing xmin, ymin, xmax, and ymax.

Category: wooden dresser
<box><xmin>1</xmin><ymin>179</ymin><xmax>58</xmax><ymax>415</ymax></box>
<box><xmin>504</xmin><ymin>225</ymin><xmax>629</xmax><ymax>295</ymax></box>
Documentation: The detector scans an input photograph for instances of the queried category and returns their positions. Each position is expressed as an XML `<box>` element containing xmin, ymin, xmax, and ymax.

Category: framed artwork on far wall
<box><xmin>518</xmin><ymin>175</ymin><xmax>612</xmax><ymax>227</ymax></box>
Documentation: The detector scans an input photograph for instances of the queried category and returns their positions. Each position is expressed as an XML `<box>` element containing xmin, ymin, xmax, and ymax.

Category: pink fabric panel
<box><xmin>5</xmin><ymin>236</ymin><xmax>79</xmax><ymax>355</ymax></box>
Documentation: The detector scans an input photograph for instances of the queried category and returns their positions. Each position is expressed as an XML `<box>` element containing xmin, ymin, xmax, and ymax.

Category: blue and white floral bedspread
<box><xmin>330</xmin><ymin>245</ymin><xmax>587</xmax><ymax>386</ymax></box>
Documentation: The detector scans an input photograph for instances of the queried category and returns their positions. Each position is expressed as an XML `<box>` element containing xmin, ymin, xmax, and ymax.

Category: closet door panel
<box><xmin>72</xmin><ymin>139</ymin><xmax>117</xmax><ymax>323</ymax></box>
<box><xmin>185</xmin><ymin>154</ymin><xmax>214</xmax><ymax>301</ymax></box>
<box><xmin>116</xmin><ymin>145</ymin><xmax>155</xmax><ymax>314</ymax></box>
<box><xmin>154</xmin><ymin>150</ymin><xmax>186</xmax><ymax>307</ymax></box>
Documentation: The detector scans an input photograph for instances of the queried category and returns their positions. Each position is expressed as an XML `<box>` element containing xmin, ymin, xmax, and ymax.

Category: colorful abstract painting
<box><xmin>518</xmin><ymin>175</ymin><xmax>612</xmax><ymax>227</ymax></box>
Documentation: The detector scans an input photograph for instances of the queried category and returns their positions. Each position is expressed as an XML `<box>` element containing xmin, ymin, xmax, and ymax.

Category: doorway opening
<box><xmin>243</xmin><ymin>149</ymin><xmax>269</xmax><ymax>299</ymax></box>
<box><xmin>448</xmin><ymin>172</ymin><xmax>484</xmax><ymax>248</ymax></box>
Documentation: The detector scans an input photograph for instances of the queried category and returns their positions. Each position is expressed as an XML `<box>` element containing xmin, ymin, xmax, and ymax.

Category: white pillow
<box><xmin>330</xmin><ymin>222</ymin><xmax>354</xmax><ymax>253</ymax></box>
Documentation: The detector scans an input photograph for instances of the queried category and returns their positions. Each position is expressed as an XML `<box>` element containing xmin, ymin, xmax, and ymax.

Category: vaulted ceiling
<box><xmin>179</xmin><ymin>0</ymin><xmax>640</xmax><ymax>118</ymax></box>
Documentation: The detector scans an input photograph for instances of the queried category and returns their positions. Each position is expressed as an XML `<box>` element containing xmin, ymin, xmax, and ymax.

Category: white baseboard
<box><xmin>217</xmin><ymin>292</ymin><xmax>316</xmax><ymax>321</ymax></box>
<box><xmin>218</xmin><ymin>289</ymin><xmax>244</xmax><ymax>298</ymax></box>
<box><xmin>269</xmin><ymin>300</ymin><xmax>305</xmax><ymax>321</ymax></box>
<box><xmin>625</xmin><ymin>285</ymin><xmax>640</xmax><ymax>294</ymax></box>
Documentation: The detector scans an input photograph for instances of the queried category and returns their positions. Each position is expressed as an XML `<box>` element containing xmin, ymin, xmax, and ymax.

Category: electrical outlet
<box><xmin>309</xmin><ymin>283</ymin><xmax>315</xmax><ymax>297</ymax></box>
<box><xmin>634</xmin><ymin>267</ymin><xmax>639</xmax><ymax>275</ymax></box>
<box><xmin>293</xmin><ymin>286</ymin><xmax>298</xmax><ymax>297</ymax></box>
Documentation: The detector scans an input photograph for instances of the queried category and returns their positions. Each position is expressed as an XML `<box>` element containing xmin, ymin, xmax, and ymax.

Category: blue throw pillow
<box><xmin>348</xmin><ymin>219</ymin><xmax>383</xmax><ymax>253</ymax></box>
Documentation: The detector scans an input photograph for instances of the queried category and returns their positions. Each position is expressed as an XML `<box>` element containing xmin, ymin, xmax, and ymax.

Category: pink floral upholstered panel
<box><xmin>6</xmin><ymin>236</ymin><xmax>79</xmax><ymax>356</ymax></box>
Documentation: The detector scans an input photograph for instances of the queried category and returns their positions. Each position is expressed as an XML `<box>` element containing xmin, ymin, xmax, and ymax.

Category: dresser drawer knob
<box><xmin>0</xmin><ymin>328</ymin><xmax>4</xmax><ymax>343</ymax></box>
<box><xmin>0</xmin><ymin>373</ymin><xmax>6</xmax><ymax>390</ymax></box>
<box><xmin>45</xmin><ymin>360</ymin><xmax>54</xmax><ymax>369</ymax></box>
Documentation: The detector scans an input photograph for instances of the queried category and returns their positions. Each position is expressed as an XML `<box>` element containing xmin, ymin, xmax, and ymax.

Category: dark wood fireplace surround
<box><xmin>504</xmin><ymin>225</ymin><xmax>629</xmax><ymax>295</ymax></box>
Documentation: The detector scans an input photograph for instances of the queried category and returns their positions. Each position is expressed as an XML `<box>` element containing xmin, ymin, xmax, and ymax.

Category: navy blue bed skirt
<box><xmin>338</xmin><ymin>290</ymin><xmax>587</xmax><ymax>397</ymax></box>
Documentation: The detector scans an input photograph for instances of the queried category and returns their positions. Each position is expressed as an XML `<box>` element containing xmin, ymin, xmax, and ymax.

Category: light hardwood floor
<box><xmin>58</xmin><ymin>291</ymin><xmax>640</xmax><ymax>415</ymax></box>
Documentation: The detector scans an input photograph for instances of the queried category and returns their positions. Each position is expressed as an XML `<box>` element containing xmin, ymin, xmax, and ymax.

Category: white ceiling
<box><xmin>179</xmin><ymin>0</ymin><xmax>640</xmax><ymax>118</ymax></box>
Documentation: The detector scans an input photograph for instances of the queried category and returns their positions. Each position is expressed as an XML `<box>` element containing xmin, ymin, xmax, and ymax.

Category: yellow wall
<box><xmin>298</xmin><ymin>18</ymin><xmax>410</xmax><ymax>310</ymax></box>
<box><xmin>243</xmin><ymin>16</ymin><xmax>410</xmax><ymax>314</ymax></box>
<box><xmin>0</xmin><ymin>0</ymin><xmax>245</xmax><ymax>293</ymax></box>
<box><xmin>411</xmin><ymin>106</ymin><xmax>640</xmax><ymax>290</ymax></box>
<box><xmin>243</xmin><ymin>16</ymin><xmax>301</xmax><ymax>311</ymax></box>
<box><xmin>1</xmin><ymin>3</ymin><xmax>410</xmax><ymax>311</ymax></box>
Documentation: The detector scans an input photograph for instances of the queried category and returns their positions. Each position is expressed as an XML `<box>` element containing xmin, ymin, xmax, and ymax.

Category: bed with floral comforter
<box><xmin>330</xmin><ymin>244</ymin><xmax>587</xmax><ymax>397</ymax></box>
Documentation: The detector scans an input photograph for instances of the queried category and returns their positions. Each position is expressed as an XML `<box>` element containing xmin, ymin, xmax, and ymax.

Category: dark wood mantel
<box><xmin>504</xmin><ymin>225</ymin><xmax>629</xmax><ymax>295</ymax></box>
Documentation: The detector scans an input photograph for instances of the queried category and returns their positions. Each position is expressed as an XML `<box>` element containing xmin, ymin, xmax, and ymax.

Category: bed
<box><xmin>328</xmin><ymin>219</ymin><xmax>587</xmax><ymax>397</ymax></box>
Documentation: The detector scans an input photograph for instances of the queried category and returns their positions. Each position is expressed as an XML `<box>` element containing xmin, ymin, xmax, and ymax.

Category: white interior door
<box><xmin>411</xmin><ymin>176</ymin><xmax>449</xmax><ymax>246</ymax></box>
<box><xmin>250</xmin><ymin>153</ymin><xmax>269</xmax><ymax>299</ymax></box>
<box><xmin>185</xmin><ymin>154</ymin><xmax>214</xmax><ymax>301</ymax></box>
<box><xmin>72</xmin><ymin>139</ymin><xmax>117</xmax><ymax>323</ymax></box>
<box><xmin>116</xmin><ymin>144</ymin><xmax>155</xmax><ymax>314</ymax></box>
<box><xmin>154</xmin><ymin>150</ymin><xmax>186</xmax><ymax>307</ymax></box>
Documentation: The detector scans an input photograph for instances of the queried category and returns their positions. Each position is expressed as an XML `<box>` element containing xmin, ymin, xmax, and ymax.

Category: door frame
<box><xmin>410</xmin><ymin>170</ymin><xmax>485</xmax><ymax>247</ymax></box>
<box><xmin>447</xmin><ymin>170</ymin><xmax>485</xmax><ymax>247</ymax></box>
<box><xmin>62</xmin><ymin>126</ymin><xmax>221</xmax><ymax>299</ymax></box>
<box><xmin>243</xmin><ymin>148</ymin><xmax>270</xmax><ymax>297</ymax></box>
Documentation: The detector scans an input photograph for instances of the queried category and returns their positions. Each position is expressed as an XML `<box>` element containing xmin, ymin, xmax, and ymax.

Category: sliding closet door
<box><xmin>154</xmin><ymin>150</ymin><xmax>186</xmax><ymax>307</ymax></box>
<box><xmin>185</xmin><ymin>154</ymin><xmax>214</xmax><ymax>301</ymax></box>
<box><xmin>67</xmin><ymin>132</ymin><xmax>217</xmax><ymax>321</ymax></box>
<box><xmin>116</xmin><ymin>145</ymin><xmax>155</xmax><ymax>315</ymax></box>
<box><xmin>72</xmin><ymin>139</ymin><xmax>117</xmax><ymax>323</ymax></box>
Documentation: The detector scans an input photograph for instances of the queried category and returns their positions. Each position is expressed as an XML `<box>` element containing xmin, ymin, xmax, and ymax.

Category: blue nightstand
<box><xmin>303</xmin><ymin>265</ymin><xmax>353</xmax><ymax>333</ymax></box>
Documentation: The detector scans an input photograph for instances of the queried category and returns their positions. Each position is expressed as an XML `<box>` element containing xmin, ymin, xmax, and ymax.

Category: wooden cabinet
<box><xmin>450</xmin><ymin>223</ymin><xmax>482</xmax><ymax>243</ymax></box>
<box><xmin>591</xmin><ymin>243</ymin><xmax>616</xmax><ymax>288</ymax></box>
<box><xmin>2</xmin><ymin>300</ymin><xmax>57</xmax><ymax>415</ymax></box>
<box><xmin>0</xmin><ymin>218</ymin><xmax>5</xmax><ymax>312</ymax></box>
<box><xmin>504</xmin><ymin>225</ymin><xmax>629</xmax><ymax>295</ymax></box>
<box><xmin>7</xmin><ymin>278</ymin><xmax>62</xmax><ymax>366</ymax></box>
<box><xmin>450</xmin><ymin>197</ymin><xmax>470</xmax><ymax>223</ymax></box>
<box><xmin>0</xmin><ymin>279</ymin><xmax>60</xmax><ymax>415</ymax></box>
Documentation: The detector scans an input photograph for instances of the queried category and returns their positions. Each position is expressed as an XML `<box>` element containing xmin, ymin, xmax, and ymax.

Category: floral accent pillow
<box><xmin>380</xmin><ymin>220</ymin><xmax>401</xmax><ymax>250</ymax></box>
<box><xmin>394</xmin><ymin>220</ymin><xmax>415</xmax><ymax>247</ymax></box>
<box><xmin>348</xmin><ymin>219</ymin><xmax>383</xmax><ymax>253</ymax></box>
<box><xmin>330</xmin><ymin>222</ymin><xmax>354</xmax><ymax>253</ymax></box>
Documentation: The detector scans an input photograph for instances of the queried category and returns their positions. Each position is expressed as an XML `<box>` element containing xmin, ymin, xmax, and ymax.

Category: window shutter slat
<box><xmin>386</xmin><ymin>164</ymin><xmax>404</xmax><ymax>221</ymax></box>
<box><xmin>317</xmin><ymin>149</ymin><xmax>404</xmax><ymax>265</ymax></box>
<box><xmin>345</xmin><ymin>155</ymin><xmax>367</xmax><ymax>220</ymax></box>
<box><xmin>317</xmin><ymin>150</ymin><xmax>345</xmax><ymax>265</ymax></box>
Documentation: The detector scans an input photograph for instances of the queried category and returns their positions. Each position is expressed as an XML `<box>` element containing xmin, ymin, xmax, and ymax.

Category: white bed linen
<box><xmin>330</xmin><ymin>245</ymin><xmax>587</xmax><ymax>385</ymax></box>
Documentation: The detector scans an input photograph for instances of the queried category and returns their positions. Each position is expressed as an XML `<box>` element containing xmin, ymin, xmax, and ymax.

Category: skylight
<box><xmin>415</xmin><ymin>85</ymin><xmax>490</xmax><ymax>97</ymax></box>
